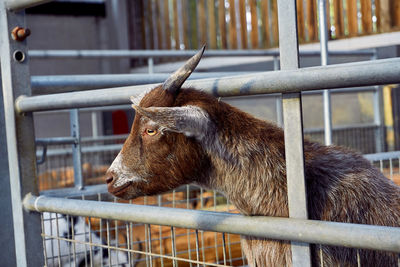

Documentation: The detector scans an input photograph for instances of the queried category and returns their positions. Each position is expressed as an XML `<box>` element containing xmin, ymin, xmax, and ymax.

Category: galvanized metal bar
<box><xmin>277</xmin><ymin>0</ymin><xmax>311</xmax><ymax>265</ymax></box>
<box><xmin>27</xmin><ymin>49</ymin><xmax>375</xmax><ymax>59</ymax></box>
<box><xmin>5</xmin><ymin>0</ymin><xmax>53</xmax><ymax>11</ymax></box>
<box><xmin>364</xmin><ymin>151</ymin><xmax>400</xmax><ymax>161</ymax></box>
<box><xmin>318</xmin><ymin>0</ymin><xmax>333</xmax><ymax>146</ymax></box>
<box><xmin>273</xmin><ymin>55</ymin><xmax>283</xmax><ymax>127</ymax></box>
<box><xmin>0</xmin><ymin>2</ymin><xmax>43</xmax><ymax>266</ymax></box>
<box><xmin>31</xmin><ymin>85</ymin><xmax>379</xmax><ymax>109</ymax></box>
<box><xmin>305</xmin><ymin>122</ymin><xmax>379</xmax><ymax>134</ymax></box>
<box><xmin>16</xmin><ymin>57</ymin><xmax>400</xmax><ymax>113</ymax></box>
<box><xmin>35</xmin><ymin>136</ymin><xmax>77</xmax><ymax>145</ymax></box>
<box><xmin>0</xmin><ymin>72</ymin><xmax>17</xmax><ymax>266</ymax></box>
<box><xmin>24</xmin><ymin>194</ymin><xmax>400</xmax><ymax>253</ymax></box>
<box><xmin>148</xmin><ymin>58</ymin><xmax>154</xmax><ymax>74</ymax></box>
<box><xmin>91</xmin><ymin>111</ymin><xmax>98</xmax><ymax>137</ymax></box>
<box><xmin>373</xmin><ymin>87</ymin><xmax>383</xmax><ymax>153</ymax></box>
<box><xmin>70</xmin><ymin>109</ymin><xmax>83</xmax><ymax>189</ymax></box>
<box><xmin>282</xmin><ymin>94</ymin><xmax>311</xmax><ymax>265</ymax></box>
<box><xmin>371</xmin><ymin>50</ymin><xmax>383</xmax><ymax>153</ymax></box>
<box><xmin>36</xmin><ymin>143</ymin><xmax>122</xmax><ymax>158</ymax></box>
<box><xmin>30</xmin><ymin>72</ymin><xmax>254</xmax><ymax>95</ymax></box>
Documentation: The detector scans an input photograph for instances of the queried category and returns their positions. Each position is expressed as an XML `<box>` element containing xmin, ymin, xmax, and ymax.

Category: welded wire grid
<box><xmin>40</xmin><ymin>186</ymin><xmax>245</xmax><ymax>267</ymax></box>
<box><xmin>371</xmin><ymin>157</ymin><xmax>400</xmax><ymax>185</ymax></box>
<box><xmin>36</xmin><ymin>136</ymin><xmax>126</xmax><ymax>191</ymax></box>
<box><xmin>38</xmin><ymin>150</ymin><xmax>400</xmax><ymax>267</ymax></box>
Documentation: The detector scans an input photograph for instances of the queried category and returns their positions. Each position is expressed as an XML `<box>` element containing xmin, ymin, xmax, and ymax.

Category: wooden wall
<box><xmin>128</xmin><ymin>0</ymin><xmax>400</xmax><ymax>50</ymax></box>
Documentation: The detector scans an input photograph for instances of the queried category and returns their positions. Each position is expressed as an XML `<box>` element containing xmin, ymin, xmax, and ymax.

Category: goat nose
<box><xmin>106</xmin><ymin>176</ymin><xmax>114</xmax><ymax>184</ymax></box>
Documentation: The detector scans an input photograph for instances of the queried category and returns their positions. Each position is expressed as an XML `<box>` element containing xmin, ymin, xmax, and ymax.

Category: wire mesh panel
<box><xmin>40</xmin><ymin>186</ymin><xmax>246</xmax><ymax>267</ymax></box>
<box><xmin>369</xmin><ymin>156</ymin><xmax>400</xmax><ymax>186</ymax></box>
<box><xmin>37</xmin><ymin>136</ymin><xmax>126</xmax><ymax>191</ymax></box>
<box><xmin>304</xmin><ymin>124</ymin><xmax>382</xmax><ymax>154</ymax></box>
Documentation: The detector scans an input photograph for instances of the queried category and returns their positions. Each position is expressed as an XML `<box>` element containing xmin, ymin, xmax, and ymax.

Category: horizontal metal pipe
<box><xmin>35</xmin><ymin>137</ymin><xmax>77</xmax><ymax>145</ymax></box>
<box><xmin>364</xmin><ymin>151</ymin><xmax>400</xmax><ymax>161</ymax></box>
<box><xmin>31</xmin><ymin>74</ymin><xmax>377</xmax><ymax>96</ymax></box>
<box><xmin>23</xmin><ymin>194</ymin><xmax>400</xmax><ymax>253</ymax></box>
<box><xmin>81</xmin><ymin>134</ymin><xmax>128</xmax><ymax>142</ymax></box>
<box><xmin>304</xmin><ymin>123</ymin><xmax>379</xmax><ymax>134</ymax></box>
<box><xmin>27</xmin><ymin>49</ymin><xmax>374</xmax><ymax>59</ymax></box>
<box><xmin>35</xmin><ymin>143</ymin><xmax>122</xmax><ymax>157</ymax></box>
<box><xmin>32</xmin><ymin>87</ymin><xmax>377</xmax><ymax>114</ymax></box>
<box><xmin>16</xmin><ymin>58</ymin><xmax>400</xmax><ymax>113</ymax></box>
<box><xmin>31</xmin><ymin>72</ymin><xmax>254</xmax><ymax>95</ymax></box>
<box><xmin>5</xmin><ymin>0</ymin><xmax>53</xmax><ymax>11</ymax></box>
<box><xmin>40</xmin><ymin>184</ymin><xmax>109</xmax><ymax>199</ymax></box>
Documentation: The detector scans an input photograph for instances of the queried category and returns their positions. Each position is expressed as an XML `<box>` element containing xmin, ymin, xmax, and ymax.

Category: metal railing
<box><xmin>1</xmin><ymin>0</ymin><xmax>400</xmax><ymax>267</ymax></box>
<box><xmin>17</xmin><ymin>58</ymin><xmax>399</xmax><ymax>112</ymax></box>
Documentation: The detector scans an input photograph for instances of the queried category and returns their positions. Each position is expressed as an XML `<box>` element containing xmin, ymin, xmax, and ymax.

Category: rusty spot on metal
<box><xmin>11</xmin><ymin>26</ymin><xmax>31</xmax><ymax>42</ymax></box>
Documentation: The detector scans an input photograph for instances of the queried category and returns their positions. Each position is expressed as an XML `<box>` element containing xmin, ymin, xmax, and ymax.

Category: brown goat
<box><xmin>106</xmin><ymin>47</ymin><xmax>400</xmax><ymax>266</ymax></box>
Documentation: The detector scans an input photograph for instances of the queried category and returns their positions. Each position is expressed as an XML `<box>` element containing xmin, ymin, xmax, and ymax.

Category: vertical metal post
<box><xmin>0</xmin><ymin>2</ymin><xmax>44</xmax><ymax>266</ymax></box>
<box><xmin>277</xmin><ymin>0</ymin><xmax>312</xmax><ymax>266</ymax></box>
<box><xmin>105</xmin><ymin>0</ymin><xmax>130</xmax><ymax>73</ymax></box>
<box><xmin>371</xmin><ymin>50</ymin><xmax>383</xmax><ymax>153</ymax></box>
<box><xmin>91</xmin><ymin>112</ymin><xmax>99</xmax><ymax>138</ymax></box>
<box><xmin>70</xmin><ymin>109</ymin><xmax>83</xmax><ymax>189</ymax></box>
<box><xmin>273</xmin><ymin>56</ymin><xmax>284</xmax><ymax>127</ymax></box>
<box><xmin>318</xmin><ymin>0</ymin><xmax>332</xmax><ymax>145</ymax></box>
<box><xmin>148</xmin><ymin>57</ymin><xmax>154</xmax><ymax>74</ymax></box>
<box><xmin>373</xmin><ymin>87</ymin><xmax>383</xmax><ymax>153</ymax></box>
<box><xmin>0</xmin><ymin>80</ymin><xmax>17</xmax><ymax>266</ymax></box>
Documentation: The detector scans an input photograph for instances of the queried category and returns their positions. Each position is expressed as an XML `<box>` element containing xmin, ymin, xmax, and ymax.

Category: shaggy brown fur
<box><xmin>107</xmin><ymin>86</ymin><xmax>400</xmax><ymax>267</ymax></box>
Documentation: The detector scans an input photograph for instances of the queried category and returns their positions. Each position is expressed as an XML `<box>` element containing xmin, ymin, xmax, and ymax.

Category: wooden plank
<box><xmin>189</xmin><ymin>0</ymin><xmax>198</xmax><ymax>49</ymax></box>
<box><xmin>228</xmin><ymin>0</ymin><xmax>238</xmax><ymax>49</ymax></box>
<box><xmin>306</xmin><ymin>0</ymin><xmax>318</xmax><ymax>41</ymax></box>
<box><xmin>270</xmin><ymin>0</ymin><xmax>279</xmax><ymax>46</ymax></box>
<box><xmin>164</xmin><ymin>0</ymin><xmax>171</xmax><ymax>49</ymax></box>
<box><xmin>127</xmin><ymin>0</ymin><xmax>146</xmax><ymax>51</ymax></box>
<box><xmin>250</xmin><ymin>0</ymin><xmax>258</xmax><ymax>48</ymax></box>
<box><xmin>140</xmin><ymin>0</ymin><xmax>147</xmax><ymax>50</ymax></box>
<box><xmin>155</xmin><ymin>0</ymin><xmax>163</xmax><ymax>49</ymax></box>
<box><xmin>375</xmin><ymin>0</ymin><xmax>382</xmax><ymax>31</ymax></box>
<box><xmin>296</xmin><ymin>0</ymin><xmax>305</xmax><ymax>42</ymax></box>
<box><xmin>391</xmin><ymin>0</ymin><xmax>400</xmax><ymax>28</ymax></box>
<box><xmin>333</xmin><ymin>0</ymin><xmax>344</xmax><ymax>37</ymax></box>
<box><xmin>173</xmin><ymin>0</ymin><xmax>180</xmax><ymax>49</ymax></box>
<box><xmin>181</xmin><ymin>0</ymin><xmax>190</xmax><ymax>49</ymax></box>
<box><xmin>347</xmin><ymin>0</ymin><xmax>358</xmax><ymax>36</ymax></box>
<box><xmin>218</xmin><ymin>0</ymin><xmax>227</xmax><ymax>49</ymax></box>
<box><xmin>360</xmin><ymin>0</ymin><xmax>373</xmax><ymax>34</ymax></box>
<box><xmin>260</xmin><ymin>0</ymin><xmax>270</xmax><ymax>47</ymax></box>
<box><xmin>208</xmin><ymin>0</ymin><xmax>217</xmax><ymax>49</ymax></box>
<box><xmin>198</xmin><ymin>0</ymin><xmax>207</xmax><ymax>47</ymax></box>
<box><xmin>239</xmin><ymin>0</ymin><xmax>248</xmax><ymax>49</ymax></box>
<box><xmin>378</xmin><ymin>0</ymin><xmax>391</xmax><ymax>32</ymax></box>
<box><xmin>146</xmin><ymin>0</ymin><xmax>154</xmax><ymax>49</ymax></box>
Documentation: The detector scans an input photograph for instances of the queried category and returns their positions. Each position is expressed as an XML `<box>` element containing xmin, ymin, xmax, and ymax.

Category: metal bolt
<box><xmin>11</xmin><ymin>26</ymin><xmax>31</xmax><ymax>42</ymax></box>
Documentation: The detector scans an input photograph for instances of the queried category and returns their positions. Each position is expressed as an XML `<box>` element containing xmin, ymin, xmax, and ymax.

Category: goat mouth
<box><xmin>108</xmin><ymin>181</ymin><xmax>132</xmax><ymax>196</ymax></box>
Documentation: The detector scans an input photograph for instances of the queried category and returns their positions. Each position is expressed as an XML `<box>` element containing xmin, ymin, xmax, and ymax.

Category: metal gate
<box><xmin>1</xmin><ymin>0</ymin><xmax>400</xmax><ymax>267</ymax></box>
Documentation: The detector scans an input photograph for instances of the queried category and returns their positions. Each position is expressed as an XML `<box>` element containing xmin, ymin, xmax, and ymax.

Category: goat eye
<box><xmin>146</xmin><ymin>129</ymin><xmax>157</xmax><ymax>136</ymax></box>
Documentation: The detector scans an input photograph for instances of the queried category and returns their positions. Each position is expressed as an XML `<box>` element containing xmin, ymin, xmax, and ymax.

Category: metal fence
<box><xmin>36</xmin><ymin>186</ymin><xmax>245</xmax><ymax>267</ymax></box>
<box><xmin>1</xmin><ymin>1</ymin><xmax>400</xmax><ymax>267</ymax></box>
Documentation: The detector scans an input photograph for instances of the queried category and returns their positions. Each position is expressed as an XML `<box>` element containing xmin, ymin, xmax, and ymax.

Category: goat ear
<box><xmin>132</xmin><ymin>105</ymin><xmax>211</xmax><ymax>138</ymax></box>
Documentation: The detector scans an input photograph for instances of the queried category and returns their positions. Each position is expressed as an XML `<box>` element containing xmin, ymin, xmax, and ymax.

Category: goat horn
<box><xmin>162</xmin><ymin>44</ymin><xmax>206</xmax><ymax>94</ymax></box>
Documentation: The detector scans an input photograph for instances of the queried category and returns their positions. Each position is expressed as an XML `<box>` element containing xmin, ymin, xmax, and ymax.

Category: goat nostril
<box><xmin>106</xmin><ymin>176</ymin><xmax>114</xmax><ymax>184</ymax></box>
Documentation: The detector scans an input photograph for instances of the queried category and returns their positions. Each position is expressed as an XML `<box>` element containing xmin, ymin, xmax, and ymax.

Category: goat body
<box><xmin>106</xmin><ymin>49</ymin><xmax>400</xmax><ymax>266</ymax></box>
